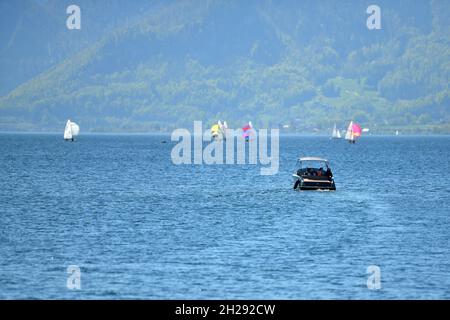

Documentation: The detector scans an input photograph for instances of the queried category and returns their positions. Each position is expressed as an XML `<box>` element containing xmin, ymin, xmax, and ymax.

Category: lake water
<box><xmin>0</xmin><ymin>133</ymin><xmax>449</xmax><ymax>299</ymax></box>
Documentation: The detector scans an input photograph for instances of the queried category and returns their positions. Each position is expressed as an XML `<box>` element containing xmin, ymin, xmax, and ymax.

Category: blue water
<box><xmin>0</xmin><ymin>133</ymin><xmax>449</xmax><ymax>299</ymax></box>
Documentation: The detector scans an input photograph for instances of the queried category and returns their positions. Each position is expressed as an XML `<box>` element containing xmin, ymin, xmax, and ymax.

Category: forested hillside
<box><xmin>0</xmin><ymin>0</ymin><xmax>449</xmax><ymax>133</ymax></box>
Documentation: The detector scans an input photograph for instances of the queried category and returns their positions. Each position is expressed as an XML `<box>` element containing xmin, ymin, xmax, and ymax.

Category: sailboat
<box><xmin>345</xmin><ymin>121</ymin><xmax>362</xmax><ymax>144</ymax></box>
<box><xmin>395</xmin><ymin>130</ymin><xmax>399</xmax><ymax>136</ymax></box>
<box><xmin>211</xmin><ymin>123</ymin><xmax>221</xmax><ymax>140</ymax></box>
<box><xmin>211</xmin><ymin>120</ymin><xmax>228</xmax><ymax>141</ymax></box>
<box><xmin>242</xmin><ymin>121</ymin><xmax>253</xmax><ymax>142</ymax></box>
<box><xmin>331</xmin><ymin>123</ymin><xmax>342</xmax><ymax>139</ymax></box>
<box><xmin>219</xmin><ymin>121</ymin><xmax>228</xmax><ymax>140</ymax></box>
<box><xmin>64</xmin><ymin>119</ymin><xmax>80</xmax><ymax>141</ymax></box>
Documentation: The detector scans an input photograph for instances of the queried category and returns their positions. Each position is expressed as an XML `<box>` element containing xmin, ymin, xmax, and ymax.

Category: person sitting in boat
<box><xmin>326</xmin><ymin>167</ymin><xmax>333</xmax><ymax>178</ymax></box>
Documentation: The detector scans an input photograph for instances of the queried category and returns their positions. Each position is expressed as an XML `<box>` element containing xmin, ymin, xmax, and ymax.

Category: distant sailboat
<box><xmin>64</xmin><ymin>119</ymin><xmax>80</xmax><ymax>141</ymax></box>
<box><xmin>211</xmin><ymin>123</ymin><xmax>221</xmax><ymax>140</ymax></box>
<box><xmin>395</xmin><ymin>130</ymin><xmax>399</xmax><ymax>136</ymax></box>
<box><xmin>331</xmin><ymin>123</ymin><xmax>341</xmax><ymax>139</ymax></box>
<box><xmin>345</xmin><ymin>121</ymin><xmax>361</xmax><ymax>144</ymax></box>
<box><xmin>220</xmin><ymin>121</ymin><xmax>228</xmax><ymax>140</ymax></box>
<box><xmin>242</xmin><ymin>121</ymin><xmax>253</xmax><ymax>142</ymax></box>
<box><xmin>211</xmin><ymin>120</ymin><xmax>228</xmax><ymax>141</ymax></box>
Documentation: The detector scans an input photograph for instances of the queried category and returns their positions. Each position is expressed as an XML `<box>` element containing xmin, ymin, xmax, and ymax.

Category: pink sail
<box><xmin>352</xmin><ymin>123</ymin><xmax>362</xmax><ymax>137</ymax></box>
<box><xmin>242</xmin><ymin>122</ymin><xmax>253</xmax><ymax>139</ymax></box>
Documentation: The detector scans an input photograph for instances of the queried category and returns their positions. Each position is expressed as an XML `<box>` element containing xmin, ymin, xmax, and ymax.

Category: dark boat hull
<box><xmin>293</xmin><ymin>175</ymin><xmax>336</xmax><ymax>191</ymax></box>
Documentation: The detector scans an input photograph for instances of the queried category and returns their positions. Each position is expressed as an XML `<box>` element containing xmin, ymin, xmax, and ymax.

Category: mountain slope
<box><xmin>0</xmin><ymin>0</ymin><xmax>449</xmax><ymax>132</ymax></box>
<box><xmin>0</xmin><ymin>0</ymin><xmax>161</xmax><ymax>95</ymax></box>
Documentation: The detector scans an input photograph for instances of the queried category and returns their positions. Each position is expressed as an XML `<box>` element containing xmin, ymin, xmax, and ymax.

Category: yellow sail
<box><xmin>211</xmin><ymin>124</ymin><xmax>220</xmax><ymax>135</ymax></box>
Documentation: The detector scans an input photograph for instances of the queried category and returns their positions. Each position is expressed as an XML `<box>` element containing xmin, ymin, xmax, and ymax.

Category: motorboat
<box><xmin>292</xmin><ymin>157</ymin><xmax>336</xmax><ymax>190</ymax></box>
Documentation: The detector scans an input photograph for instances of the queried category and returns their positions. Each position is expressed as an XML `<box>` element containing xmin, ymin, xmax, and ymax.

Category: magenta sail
<box><xmin>352</xmin><ymin>123</ymin><xmax>362</xmax><ymax>137</ymax></box>
<box><xmin>242</xmin><ymin>122</ymin><xmax>253</xmax><ymax>139</ymax></box>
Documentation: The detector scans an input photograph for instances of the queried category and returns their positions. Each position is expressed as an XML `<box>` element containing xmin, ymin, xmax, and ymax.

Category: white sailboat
<box><xmin>345</xmin><ymin>121</ymin><xmax>354</xmax><ymax>142</ymax></box>
<box><xmin>219</xmin><ymin>120</ymin><xmax>228</xmax><ymax>140</ymax></box>
<box><xmin>64</xmin><ymin>119</ymin><xmax>80</xmax><ymax>141</ymax></box>
<box><xmin>331</xmin><ymin>123</ymin><xmax>341</xmax><ymax>139</ymax></box>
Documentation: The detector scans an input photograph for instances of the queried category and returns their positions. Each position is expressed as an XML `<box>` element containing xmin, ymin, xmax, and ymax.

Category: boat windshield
<box><xmin>297</xmin><ymin>160</ymin><xmax>329</xmax><ymax>170</ymax></box>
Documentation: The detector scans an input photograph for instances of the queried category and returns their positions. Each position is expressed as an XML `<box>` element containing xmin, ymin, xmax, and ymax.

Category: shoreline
<box><xmin>1</xmin><ymin>131</ymin><xmax>449</xmax><ymax>137</ymax></box>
